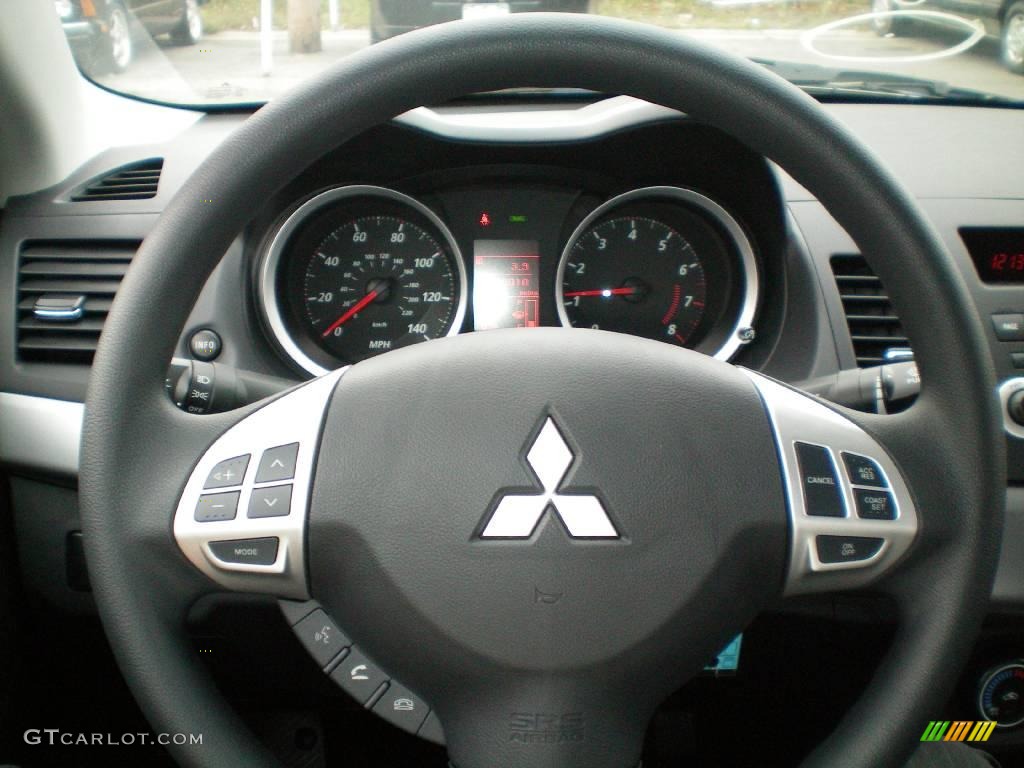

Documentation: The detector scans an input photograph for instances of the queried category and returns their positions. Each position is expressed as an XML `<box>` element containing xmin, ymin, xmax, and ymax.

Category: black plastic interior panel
<box><xmin>1</xmin><ymin>116</ymin><xmax>799</xmax><ymax>401</ymax></box>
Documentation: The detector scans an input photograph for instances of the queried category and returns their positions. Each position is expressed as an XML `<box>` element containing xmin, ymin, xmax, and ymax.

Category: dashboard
<box><xmin>2</xmin><ymin>96</ymin><xmax>1024</xmax><ymax>585</ymax></box>
<box><xmin>4</xmin><ymin>94</ymin><xmax>1024</xmax><ymax>756</ymax></box>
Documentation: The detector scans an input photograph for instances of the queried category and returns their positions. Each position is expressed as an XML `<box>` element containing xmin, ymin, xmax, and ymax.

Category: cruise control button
<box><xmin>854</xmin><ymin>488</ymin><xmax>897</xmax><ymax>520</ymax></box>
<box><xmin>329</xmin><ymin>647</ymin><xmax>388</xmax><ymax>705</ymax></box>
<box><xmin>795</xmin><ymin>442</ymin><xmax>845</xmax><ymax>517</ymax></box>
<box><xmin>204</xmin><ymin>455</ymin><xmax>249</xmax><ymax>489</ymax></box>
<box><xmin>816</xmin><ymin>535</ymin><xmax>884</xmax><ymax>564</ymax></box>
<box><xmin>256</xmin><ymin>443</ymin><xmax>299</xmax><ymax>483</ymax></box>
<box><xmin>841</xmin><ymin>452</ymin><xmax>888</xmax><ymax>489</ymax></box>
<box><xmin>294</xmin><ymin>609</ymin><xmax>350</xmax><ymax>668</ymax></box>
<box><xmin>208</xmin><ymin>537</ymin><xmax>279</xmax><ymax>566</ymax></box>
<box><xmin>194</xmin><ymin>491</ymin><xmax>240</xmax><ymax>522</ymax></box>
<box><xmin>992</xmin><ymin>314</ymin><xmax>1024</xmax><ymax>341</ymax></box>
<box><xmin>248</xmin><ymin>484</ymin><xmax>292</xmax><ymax>518</ymax></box>
<box><xmin>372</xmin><ymin>680</ymin><xmax>430</xmax><ymax>733</ymax></box>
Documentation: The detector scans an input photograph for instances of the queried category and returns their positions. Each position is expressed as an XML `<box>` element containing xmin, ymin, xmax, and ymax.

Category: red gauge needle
<box><xmin>564</xmin><ymin>287</ymin><xmax>639</xmax><ymax>298</ymax></box>
<box><xmin>321</xmin><ymin>289</ymin><xmax>379</xmax><ymax>338</ymax></box>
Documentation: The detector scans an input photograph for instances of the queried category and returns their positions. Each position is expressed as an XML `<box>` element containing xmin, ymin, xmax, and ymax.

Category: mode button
<box><xmin>208</xmin><ymin>537</ymin><xmax>279</xmax><ymax>567</ymax></box>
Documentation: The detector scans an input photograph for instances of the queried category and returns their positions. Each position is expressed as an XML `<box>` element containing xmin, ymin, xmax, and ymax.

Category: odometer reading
<box><xmin>303</xmin><ymin>215</ymin><xmax>458</xmax><ymax>363</ymax></box>
<box><xmin>561</xmin><ymin>216</ymin><xmax>708</xmax><ymax>346</ymax></box>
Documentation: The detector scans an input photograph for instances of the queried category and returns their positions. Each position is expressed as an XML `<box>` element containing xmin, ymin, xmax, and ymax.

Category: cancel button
<box><xmin>795</xmin><ymin>442</ymin><xmax>845</xmax><ymax>518</ymax></box>
<box><xmin>208</xmin><ymin>537</ymin><xmax>279</xmax><ymax>567</ymax></box>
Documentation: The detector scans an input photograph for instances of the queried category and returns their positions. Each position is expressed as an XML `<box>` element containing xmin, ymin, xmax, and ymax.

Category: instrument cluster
<box><xmin>258</xmin><ymin>183</ymin><xmax>761</xmax><ymax>375</ymax></box>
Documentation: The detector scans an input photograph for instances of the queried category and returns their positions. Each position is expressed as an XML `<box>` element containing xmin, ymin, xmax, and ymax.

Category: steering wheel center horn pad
<box><xmin>310</xmin><ymin>328</ymin><xmax>784</xmax><ymax>766</ymax></box>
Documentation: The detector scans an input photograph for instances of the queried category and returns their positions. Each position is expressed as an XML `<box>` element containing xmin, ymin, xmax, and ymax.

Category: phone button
<box><xmin>328</xmin><ymin>647</ymin><xmax>388</xmax><ymax>705</ymax></box>
<box><xmin>371</xmin><ymin>680</ymin><xmax>430</xmax><ymax>733</ymax></box>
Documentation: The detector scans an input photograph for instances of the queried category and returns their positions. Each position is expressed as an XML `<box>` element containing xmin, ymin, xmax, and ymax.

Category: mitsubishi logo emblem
<box><xmin>479</xmin><ymin>416</ymin><xmax>619</xmax><ymax>539</ymax></box>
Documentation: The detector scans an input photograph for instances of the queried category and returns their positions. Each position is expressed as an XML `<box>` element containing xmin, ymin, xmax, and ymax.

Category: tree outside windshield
<box><xmin>54</xmin><ymin>0</ymin><xmax>1024</xmax><ymax>104</ymax></box>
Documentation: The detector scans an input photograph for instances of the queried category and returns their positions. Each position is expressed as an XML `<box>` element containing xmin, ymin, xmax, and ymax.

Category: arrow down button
<box><xmin>248</xmin><ymin>484</ymin><xmax>293</xmax><ymax>519</ymax></box>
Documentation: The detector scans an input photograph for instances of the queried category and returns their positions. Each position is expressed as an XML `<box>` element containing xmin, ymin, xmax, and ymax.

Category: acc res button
<box><xmin>208</xmin><ymin>537</ymin><xmax>279</xmax><ymax>566</ymax></box>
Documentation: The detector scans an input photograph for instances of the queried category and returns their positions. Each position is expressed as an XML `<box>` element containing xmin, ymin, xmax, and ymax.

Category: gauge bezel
<box><xmin>555</xmin><ymin>186</ymin><xmax>760</xmax><ymax>361</ymax></box>
<box><xmin>258</xmin><ymin>185</ymin><xmax>468</xmax><ymax>376</ymax></box>
<box><xmin>978</xmin><ymin>661</ymin><xmax>1024</xmax><ymax>729</ymax></box>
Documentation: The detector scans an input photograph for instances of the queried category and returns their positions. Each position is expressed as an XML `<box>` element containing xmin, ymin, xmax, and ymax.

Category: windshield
<box><xmin>54</xmin><ymin>0</ymin><xmax>1024</xmax><ymax>106</ymax></box>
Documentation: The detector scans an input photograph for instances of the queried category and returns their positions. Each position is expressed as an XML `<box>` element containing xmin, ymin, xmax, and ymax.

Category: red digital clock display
<box><xmin>961</xmin><ymin>228</ymin><xmax>1024</xmax><ymax>284</ymax></box>
<box><xmin>990</xmin><ymin>252</ymin><xmax>1024</xmax><ymax>275</ymax></box>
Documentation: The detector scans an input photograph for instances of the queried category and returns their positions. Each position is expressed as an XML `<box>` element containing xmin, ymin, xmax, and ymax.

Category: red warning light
<box><xmin>479</xmin><ymin>212</ymin><xmax>491</xmax><ymax>227</ymax></box>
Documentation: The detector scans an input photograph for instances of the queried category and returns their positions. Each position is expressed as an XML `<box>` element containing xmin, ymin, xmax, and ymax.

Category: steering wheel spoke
<box><xmin>172</xmin><ymin>369</ymin><xmax>345</xmax><ymax>600</ymax></box>
<box><xmin>743</xmin><ymin>371</ymin><xmax>919</xmax><ymax>596</ymax></box>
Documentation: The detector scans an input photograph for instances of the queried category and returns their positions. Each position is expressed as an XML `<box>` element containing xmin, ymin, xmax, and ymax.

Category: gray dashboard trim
<box><xmin>395</xmin><ymin>96</ymin><xmax>682</xmax><ymax>142</ymax></box>
<box><xmin>0</xmin><ymin>392</ymin><xmax>82</xmax><ymax>477</ymax></box>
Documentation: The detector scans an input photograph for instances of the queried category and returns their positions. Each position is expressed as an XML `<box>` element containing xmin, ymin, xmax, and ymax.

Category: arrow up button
<box><xmin>255</xmin><ymin>443</ymin><xmax>299</xmax><ymax>483</ymax></box>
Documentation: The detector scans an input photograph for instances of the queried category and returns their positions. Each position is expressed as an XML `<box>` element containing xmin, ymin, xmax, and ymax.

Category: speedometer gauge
<box><xmin>304</xmin><ymin>216</ymin><xmax>456</xmax><ymax>363</ymax></box>
<box><xmin>260</xmin><ymin>186</ymin><xmax>467</xmax><ymax>374</ymax></box>
<box><xmin>556</xmin><ymin>186</ymin><xmax>760</xmax><ymax>361</ymax></box>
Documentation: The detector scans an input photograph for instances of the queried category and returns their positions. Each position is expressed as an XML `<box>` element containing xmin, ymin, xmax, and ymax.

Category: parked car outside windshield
<box><xmin>55</xmin><ymin>0</ymin><xmax>1024</xmax><ymax>104</ymax></box>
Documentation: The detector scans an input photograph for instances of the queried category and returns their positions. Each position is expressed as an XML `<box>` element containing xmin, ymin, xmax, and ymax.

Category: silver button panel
<box><xmin>173</xmin><ymin>369</ymin><xmax>346</xmax><ymax>599</ymax></box>
<box><xmin>742</xmin><ymin>371</ymin><xmax>919</xmax><ymax>596</ymax></box>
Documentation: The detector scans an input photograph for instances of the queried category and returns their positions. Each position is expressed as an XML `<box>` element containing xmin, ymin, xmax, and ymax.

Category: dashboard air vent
<box><xmin>16</xmin><ymin>241</ymin><xmax>138</xmax><ymax>363</ymax></box>
<box><xmin>830</xmin><ymin>253</ymin><xmax>911</xmax><ymax>368</ymax></box>
<box><xmin>70</xmin><ymin>159</ymin><xmax>163</xmax><ymax>201</ymax></box>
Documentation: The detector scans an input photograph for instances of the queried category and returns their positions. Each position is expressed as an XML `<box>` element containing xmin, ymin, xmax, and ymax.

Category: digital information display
<box><xmin>472</xmin><ymin>240</ymin><xmax>541</xmax><ymax>330</ymax></box>
<box><xmin>961</xmin><ymin>228</ymin><xmax>1024</xmax><ymax>284</ymax></box>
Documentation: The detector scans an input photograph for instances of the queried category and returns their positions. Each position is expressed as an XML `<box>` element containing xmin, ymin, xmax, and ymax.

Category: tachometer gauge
<box><xmin>260</xmin><ymin>186</ymin><xmax>467</xmax><ymax>374</ymax></box>
<box><xmin>556</xmin><ymin>186</ymin><xmax>760</xmax><ymax>361</ymax></box>
<box><xmin>561</xmin><ymin>216</ymin><xmax>708</xmax><ymax>346</ymax></box>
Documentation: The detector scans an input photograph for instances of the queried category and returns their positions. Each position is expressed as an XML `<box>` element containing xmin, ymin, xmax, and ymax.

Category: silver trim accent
<box><xmin>258</xmin><ymin>185</ymin><xmax>469</xmax><ymax>377</ymax></box>
<box><xmin>33</xmin><ymin>307</ymin><xmax>83</xmax><ymax>321</ymax></box>
<box><xmin>742</xmin><ymin>371</ymin><xmax>918</xmax><ymax>596</ymax></box>
<box><xmin>173</xmin><ymin>369</ymin><xmax>345</xmax><ymax>599</ymax></box>
<box><xmin>999</xmin><ymin>377</ymin><xmax>1024</xmax><ymax>440</ymax></box>
<box><xmin>555</xmin><ymin>186</ymin><xmax>760</xmax><ymax>362</ymax></box>
<box><xmin>0</xmin><ymin>392</ymin><xmax>82</xmax><ymax>476</ymax></box>
<box><xmin>395</xmin><ymin>96</ymin><xmax>682</xmax><ymax>144</ymax></box>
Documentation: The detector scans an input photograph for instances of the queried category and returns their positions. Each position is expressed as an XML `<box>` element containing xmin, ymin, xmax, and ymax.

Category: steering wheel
<box><xmin>79</xmin><ymin>13</ymin><xmax>1005</xmax><ymax>768</ymax></box>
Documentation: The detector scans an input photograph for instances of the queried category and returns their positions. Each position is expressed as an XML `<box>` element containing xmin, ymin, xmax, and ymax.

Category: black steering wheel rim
<box><xmin>79</xmin><ymin>13</ymin><xmax>1004</xmax><ymax>768</ymax></box>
